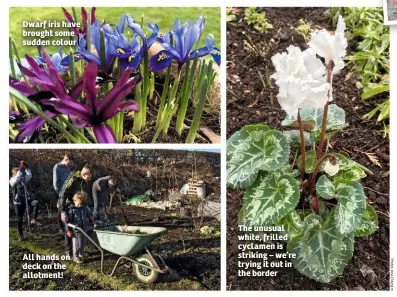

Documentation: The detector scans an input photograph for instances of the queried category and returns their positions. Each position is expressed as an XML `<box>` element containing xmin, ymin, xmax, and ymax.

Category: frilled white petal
<box><xmin>271</xmin><ymin>45</ymin><xmax>330</xmax><ymax>119</ymax></box>
<box><xmin>308</xmin><ymin>15</ymin><xmax>347</xmax><ymax>74</ymax></box>
<box><xmin>302</xmin><ymin>48</ymin><xmax>326</xmax><ymax>80</ymax></box>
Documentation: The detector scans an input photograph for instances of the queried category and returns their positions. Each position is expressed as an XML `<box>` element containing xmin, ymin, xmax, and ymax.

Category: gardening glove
<box><xmin>19</xmin><ymin>160</ymin><xmax>27</xmax><ymax>170</ymax></box>
<box><xmin>67</xmin><ymin>231</ymin><xmax>72</xmax><ymax>238</ymax></box>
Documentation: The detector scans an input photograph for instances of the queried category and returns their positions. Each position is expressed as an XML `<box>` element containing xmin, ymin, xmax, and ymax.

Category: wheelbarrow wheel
<box><xmin>134</xmin><ymin>254</ymin><xmax>159</xmax><ymax>284</ymax></box>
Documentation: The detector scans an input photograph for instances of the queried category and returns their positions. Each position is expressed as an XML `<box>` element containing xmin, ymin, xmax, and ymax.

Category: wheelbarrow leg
<box><xmin>144</xmin><ymin>246</ymin><xmax>161</xmax><ymax>270</ymax></box>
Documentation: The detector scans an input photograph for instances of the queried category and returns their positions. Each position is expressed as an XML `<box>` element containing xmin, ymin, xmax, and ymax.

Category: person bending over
<box><xmin>92</xmin><ymin>176</ymin><xmax>117</xmax><ymax>223</ymax></box>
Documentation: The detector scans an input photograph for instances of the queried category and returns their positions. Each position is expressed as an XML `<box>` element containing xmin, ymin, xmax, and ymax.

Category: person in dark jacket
<box><xmin>66</xmin><ymin>192</ymin><xmax>93</xmax><ymax>264</ymax></box>
<box><xmin>59</xmin><ymin>164</ymin><xmax>93</xmax><ymax>256</ymax></box>
<box><xmin>10</xmin><ymin>161</ymin><xmax>41</xmax><ymax>241</ymax></box>
<box><xmin>53</xmin><ymin>153</ymin><xmax>74</xmax><ymax>233</ymax></box>
<box><xmin>92</xmin><ymin>176</ymin><xmax>117</xmax><ymax>222</ymax></box>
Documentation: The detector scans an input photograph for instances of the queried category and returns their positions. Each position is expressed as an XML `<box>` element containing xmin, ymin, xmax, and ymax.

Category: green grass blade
<box><xmin>70</xmin><ymin>51</ymin><xmax>76</xmax><ymax>85</ymax></box>
<box><xmin>186</xmin><ymin>78</ymin><xmax>208</xmax><ymax>144</ymax></box>
<box><xmin>86</xmin><ymin>8</ymin><xmax>91</xmax><ymax>52</ymax></box>
<box><xmin>176</xmin><ymin>55</ymin><xmax>198</xmax><ymax>135</ymax></box>
<box><xmin>99</xmin><ymin>29</ymin><xmax>107</xmax><ymax>72</ymax></box>
<box><xmin>9</xmin><ymin>87</ymin><xmax>81</xmax><ymax>143</ymax></box>
<box><xmin>156</xmin><ymin>65</ymin><xmax>171</xmax><ymax>129</ymax></box>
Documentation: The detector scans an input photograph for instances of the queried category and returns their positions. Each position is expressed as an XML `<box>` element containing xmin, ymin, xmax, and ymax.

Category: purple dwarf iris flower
<box><xmin>106</xmin><ymin>15</ymin><xmax>148</xmax><ymax>71</ymax></box>
<box><xmin>147</xmin><ymin>22</ymin><xmax>163</xmax><ymax>48</ymax></box>
<box><xmin>9</xmin><ymin>48</ymin><xmax>68</xmax><ymax>142</ymax></box>
<box><xmin>190</xmin><ymin>34</ymin><xmax>221</xmax><ymax>66</ymax></box>
<box><xmin>62</xmin><ymin>7</ymin><xmax>96</xmax><ymax>37</ymax></box>
<box><xmin>60</xmin><ymin>20</ymin><xmax>108</xmax><ymax>68</ymax></box>
<box><xmin>36</xmin><ymin>48</ymin><xmax>68</xmax><ymax>74</ymax></box>
<box><xmin>40</xmin><ymin>62</ymin><xmax>141</xmax><ymax>143</ymax></box>
<box><xmin>150</xmin><ymin>16</ymin><xmax>221</xmax><ymax>71</ymax></box>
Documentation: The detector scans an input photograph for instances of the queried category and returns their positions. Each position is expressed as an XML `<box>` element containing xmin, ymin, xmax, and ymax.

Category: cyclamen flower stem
<box><xmin>309</xmin><ymin>153</ymin><xmax>337</xmax><ymax>195</ymax></box>
<box><xmin>297</xmin><ymin>110</ymin><xmax>306</xmax><ymax>179</ymax></box>
<box><xmin>316</xmin><ymin>60</ymin><xmax>335</xmax><ymax>161</ymax></box>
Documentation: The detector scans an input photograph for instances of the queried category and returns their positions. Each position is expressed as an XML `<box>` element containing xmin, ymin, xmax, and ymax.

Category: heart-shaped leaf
<box><xmin>355</xmin><ymin>203</ymin><xmax>379</xmax><ymax>237</ymax></box>
<box><xmin>333</xmin><ymin>165</ymin><xmax>366</xmax><ymax>183</ymax></box>
<box><xmin>240</xmin><ymin>173</ymin><xmax>300</xmax><ymax>226</ymax></box>
<box><xmin>297</xmin><ymin>151</ymin><xmax>317</xmax><ymax>173</ymax></box>
<box><xmin>316</xmin><ymin>175</ymin><xmax>336</xmax><ymax>199</ymax></box>
<box><xmin>227</xmin><ymin>129</ymin><xmax>290</xmax><ymax>188</ymax></box>
<box><xmin>276</xmin><ymin>211</ymin><xmax>303</xmax><ymax>240</ymax></box>
<box><xmin>335</xmin><ymin>182</ymin><xmax>366</xmax><ymax>235</ymax></box>
<box><xmin>288</xmin><ymin>213</ymin><xmax>354</xmax><ymax>283</ymax></box>
<box><xmin>227</xmin><ymin>124</ymin><xmax>269</xmax><ymax>158</ymax></box>
<box><xmin>283</xmin><ymin>130</ymin><xmax>312</xmax><ymax>149</ymax></box>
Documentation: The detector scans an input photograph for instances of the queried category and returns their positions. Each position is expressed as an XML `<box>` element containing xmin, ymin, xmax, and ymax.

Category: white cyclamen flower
<box><xmin>323</xmin><ymin>159</ymin><xmax>340</xmax><ymax>176</ymax></box>
<box><xmin>308</xmin><ymin>15</ymin><xmax>347</xmax><ymax>74</ymax></box>
<box><xmin>271</xmin><ymin>45</ymin><xmax>330</xmax><ymax>120</ymax></box>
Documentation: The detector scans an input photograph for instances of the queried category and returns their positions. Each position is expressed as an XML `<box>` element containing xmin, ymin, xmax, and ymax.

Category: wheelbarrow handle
<box><xmin>67</xmin><ymin>223</ymin><xmax>103</xmax><ymax>254</ymax></box>
<box><xmin>67</xmin><ymin>223</ymin><xmax>77</xmax><ymax>229</ymax></box>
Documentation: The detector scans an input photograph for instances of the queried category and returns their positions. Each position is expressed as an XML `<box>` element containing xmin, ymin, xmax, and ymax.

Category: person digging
<box><xmin>58</xmin><ymin>165</ymin><xmax>93</xmax><ymax>257</ymax></box>
<box><xmin>92</xmin><ymin>176</ymin><xmax>118</xmax><ymax>226</ymax></box>
<box><xmin>10</xmin><ymin>161</ymin><xmax>41</xmax><ymax>241</ymax></box>
<box><xmin>53</xmin><ymin>153</ymin><xmax>74</xmax><ymax>235</ymax></box>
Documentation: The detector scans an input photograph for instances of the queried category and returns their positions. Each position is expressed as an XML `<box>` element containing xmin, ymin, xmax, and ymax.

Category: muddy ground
<box><xmin>9</xmin><ymin>205</ymin><xmax>220</xmax><ymax>290</ymax></box>
<box><xmin>227</xmin><ymin>8</ymin><xmax>390</xmax><ymax>290</ymax></box>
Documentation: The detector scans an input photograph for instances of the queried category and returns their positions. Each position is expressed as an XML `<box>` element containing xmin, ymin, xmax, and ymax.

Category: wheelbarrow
<box><xmin>67</xmin><ymin>223</ymin><xmax>168</xmax><ymax>284</ymax></box>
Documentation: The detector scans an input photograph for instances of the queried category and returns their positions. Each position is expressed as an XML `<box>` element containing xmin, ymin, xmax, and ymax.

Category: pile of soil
<box><xmin>227</xmin><ymin>8</ymin><xmax>390</xmax><ymax>290</ymax></box>
<box><xmin>9</xmin><ymin>205</ymin><xmax>220</xmax><ymax>290</ymax></box>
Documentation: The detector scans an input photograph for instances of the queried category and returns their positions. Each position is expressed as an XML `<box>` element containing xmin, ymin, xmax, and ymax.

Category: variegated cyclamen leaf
<box><xmin>227</xmin><ymin>124</ymin><xmax>269</xmax><ymax>159</ymax></box>
<box><xmin>335</xmin><ymin>182</ymin><xmax>366</xmax><ymax>235</ymax></box>
<box><xmin>288</xmin><ymin>214</ymin><xmax>354</xmax><ymax>283</ymax></box>
<box><xmin>297</xmin><ymin>151</ymin><xmax>317</xmax><ymax>173</ymax></box>
<box><xmin>241</xmin><ymin>173</ymin><xmax>300</xmax><ymax>226</ymax></box>
<box><xmin>282</xmin><ymin>104</ymin><xmax>346</xmax><ymax>133</ymax></box>
<box><xmin>283</xmin><ymin>130</ymin><xmax>312</xmax><ymax>149</ymax></box>
<box><xmin>333</xmin><ymin>165</ymin><xmax>366</xmax><ymax>183</ymax></box>
<box><xmin>227</xmin><ymin>130</ymin><xmax>290</xmax><ymax>189</ymax></box>
<box><xmin>276</xmin><ymin>211</ymin><xmax>304</xmax><ymax>240</ymax></box>
<box><xmin>332</xmin><ymin>153</ymin><xmax>373</xmax><ymax>175</ymax></box>
<box><xmin>316</xmin><ymin>175</ymin><xmax>336</xmax><ymax>199</ymax></box>
<box><xmin>355</xmin><ymin>203</ymin><xmax>378</xmax><ymax>237</ymax></box>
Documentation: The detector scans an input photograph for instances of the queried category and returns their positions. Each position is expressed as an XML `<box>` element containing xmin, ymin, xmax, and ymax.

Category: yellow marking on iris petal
<box><xmin>210</xmin><ymin>49</ymin><xmax>221</xmax><ymax>55</ymax></box>
<box><xmin>128</xmin><ymin>56</ymin><xmax>132</xmax><ymax>63</ymax></box>
<box><xmin>157</xmin><ymin>52</ymin><xmax>170</xmax><ymax>62</ymax></box>
<box><xmin>116</xmin><ymin>48</ymin><xmax>125</xmax><ymax>54</ymax></box>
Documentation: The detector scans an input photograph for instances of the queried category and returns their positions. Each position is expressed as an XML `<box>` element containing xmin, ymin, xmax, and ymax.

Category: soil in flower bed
<box><xmin>9</xmin><ymin>206</ymin><xmax>220</xmax><ymax>290</ymax></box>
<box><xmin>227</xmin><ymin>7</ymin><xmax>390</xmax><ymax>290</ymax></box>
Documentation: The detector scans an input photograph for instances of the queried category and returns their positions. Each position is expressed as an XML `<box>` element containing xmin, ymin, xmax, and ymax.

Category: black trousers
<box><xmin>14</xmin><ymin>200</ymin><xmax>39</xmax><ymax>236</ymax></box>
<box><xmin>14</xmin><ymin>204</ymin><xmax>26</xmax><ymax>237</ymax></box>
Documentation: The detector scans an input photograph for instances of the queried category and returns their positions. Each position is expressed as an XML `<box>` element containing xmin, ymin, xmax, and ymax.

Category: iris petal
<box><xmin>150</xmin><ymin>50</ymin><xmax>173</xmax><ymax>72</ymax></box>
<box><xmin>15</xmin><ymin>110</ymin><xmax>56</xmax><ymax>143</ymax></box>
<box><xmin>93</xmin><ymin>124</ymin><xmax>117</xmax><ymax>143</ymax></box>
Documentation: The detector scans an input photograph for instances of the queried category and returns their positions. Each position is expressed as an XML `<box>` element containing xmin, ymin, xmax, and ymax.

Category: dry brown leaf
<box><xmin>200</xmin><ymin>127</ymin><xmax>220</xmax><ymax>144</ymax></box>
